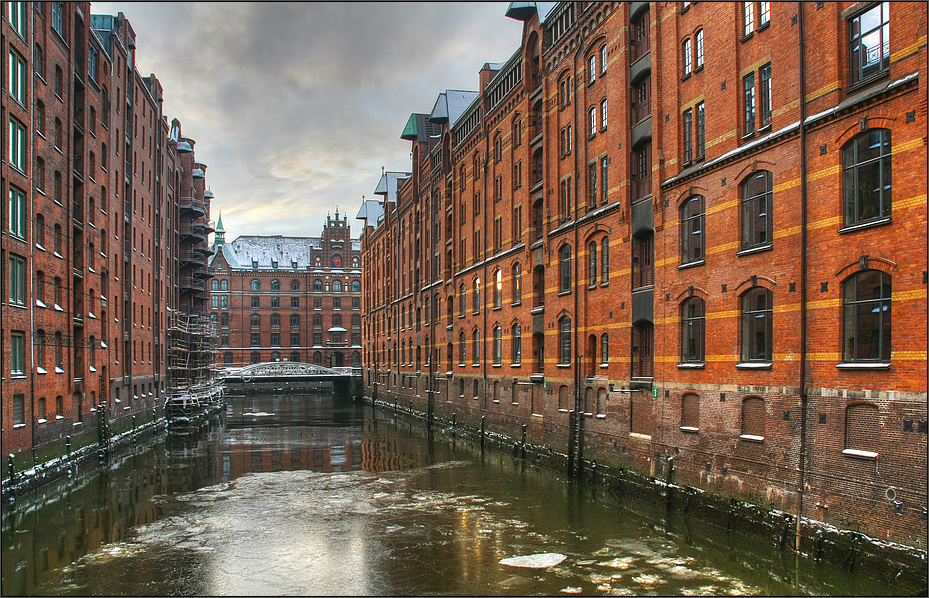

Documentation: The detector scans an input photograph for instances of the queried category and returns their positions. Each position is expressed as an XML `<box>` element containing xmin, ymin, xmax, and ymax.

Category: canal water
<box><xmin>1</xmin><ymin>391</ymin><xmax>907</xmax><ymax>596</ymax></box>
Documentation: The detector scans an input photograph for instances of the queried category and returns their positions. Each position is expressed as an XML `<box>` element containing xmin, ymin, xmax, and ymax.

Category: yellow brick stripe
<box><xmin>890</xmin><ymin>35</ymin><xmax>927</xmax><ymax>65</ymax></box>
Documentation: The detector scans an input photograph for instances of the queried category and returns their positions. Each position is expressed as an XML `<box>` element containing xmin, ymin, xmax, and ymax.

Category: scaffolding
<box><xmin>166</xmin><ymin>311</ymin><xmax>224</xmax><ymax>431</ymax></box>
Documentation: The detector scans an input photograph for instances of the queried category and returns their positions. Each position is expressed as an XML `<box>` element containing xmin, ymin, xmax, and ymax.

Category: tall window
<box><xmin>8</xmin><ymin>2</ymin><xmax>26</xmax><ymax>36</ymax></box>
<box><xmin>680</xmin><ymin>296</ymin><xmax>706</xmax><ymax>363</ymax></box>
<box><xmin>10</xmin><ymin>332</ymin><xmax>24</xmax><ymax>375</ymax></box>
<box><xmin>459</xmin><ymin>283</ymin><xmax>466</xmax><ymax>317</ymax></box>
<box><xmin>558</xmin><ymin>317</ymin><xmax>572</xmax><ymax>365</ymax></box>
<box><xmin>459</xmin><ymin>331</ymin><xmax>466</xmax><ymax>364</ymax></box>
<box><xmin>559</xmin><ymin>244</ymin><xmax>572</xmax><ymax>292</ymax></box>
<box><xmin>849</xmin><ymin>2</ymin><xmax>889</xmax><ymax>86</ymax></box>
<box><xmin>759</xmin><ymin>1</ymin><xmax>770</xmax><ymax>26</ymax></box>
<box><xmin>493</xmin><ymin>326</ymin><xmax>502</xmax><ymax>364</ymax></box>
<box><xmin>601</xmin><ymin>237</ymin><xmax>610</xmax><ymax>283</ymax></box>
<box><xmin>842</xmin><ymin>270</ymin><xmax>891</xmax><ymax>363</ymax></box>
<box><xmin>682</xmin><ymin>38</ymin><xmax>692</xmax><ymax>76</ymax></box>
<box><xmin>8</xmin><ymin>255</ymin><xmax>25</xmax><ymax>306</ymax></box>
<box><xmin>588</xmin><ymin>162</ymin><xmax>597</xmax><ymax>206</ymax></box>
<box><xmin>743</xmin><ymin>72</ymin><xmax>755</xmax><ymax>136</ymax></box>
<box><xmin>511</xmin><ymin>323</ymin><xmax>522</xmax><ymax>364</ymax></box>
<box><xmin>589</xmin><ymin>107</ymin><xmax>597</xmax><ymax>136</ymax></box>
<box><xmin>493</xmin><ymin>269</ymin><xmax>502</xmax><ymax>309</ymax></box>
<box><xmin>472</xmin><ymin>329</ymin><xmax>481</xmax><ymax>364</ymax></box>
<box><xmin>8</xmin><ymin>186</ymin><xmax>25</xmax><ymax>238</ymax></box>
<box><xmin>588</xmin><ymin>54</ymin><xmax>597</xmax><ymax>84</ymax></box>
<box><xmin>9</xmin><ymin>118</ymin><xmax>26</xmax><ymax>171</ymax></box>
<box><xmin>682</xmin><ymin>108</ymin><xmax>693</xmax><ymax>164</ymax></box>
<box><xmin>600</xmin><ymin>333</ymin><xmax>609</xmax><ymax>365</ymax></box>
<box><xmin>9</xmin><ymin>50</ymin><xmax>26</xmax><ymax>105</ymax></box>
<box><xmin>472</xmin><ymin>277</ymin><xmax>481</xmax><ymax>313</ymax></box>
<box><xmin>588</xmin><ymin>241</ymin><xmax>598</xmax><ymax>286</ymax></box>
<box><xmin>695</xmin><ymin>102</ymin><xmax>705</xmax><ymax>159</ymax></box>
<box><xmin>51</xmin><ymin>2</ymin><xmax>63</xmax><ymax>35</ymax></box>
<box><xmin>740</xmin><ymin>170</ymin><xmax>772</xmax><ymax>250</ymax></box>
<box><xmin>680</xmin><ymin>195</ymin><xmax>705</xmax><ymax>264</ymax></box>
<box><xmin>251</xmin><ymin>279</ymin><xmax>260</xmax><ymax>291</ymax></box>
<box><xmin>600</xmin><ymin>156</ymin><xmax>609</xmax><ymax>204</ymax></box>
<box><xmin>695</xmin><ymin>29</ymin><xmax>704</xmax><ymax>69</ymax></box>
<box><xmin>512</xmin><ymin>262</ymin><xmax>522</xmax><ymax>304</ymax></box>
<box><xmin>600</xmin><ymin>99</ymin><xmax>608</xmax><ymax>131</ymax></box>
<box><xmin>743</xmin><ymin>1</ymin><xmax>755</xmax><ymax>36</ymax></box>
<box><xmin>842</xmin><ymin>129</ymin><xmax>891</xmax><ymax>227</ymax></box>
<box><xmin>759</xmin><ymin>64</ymin><xmax>772</xmax><ymax>128</ymax></box>
<box><xmin>740</xmin><ymin>287</ymin><xmax>772</xmax><ymax>362</ymax></box>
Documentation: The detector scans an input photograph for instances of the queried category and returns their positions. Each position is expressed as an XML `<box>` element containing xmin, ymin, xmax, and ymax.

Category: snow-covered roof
<box><xmin>221</xmin><ymin>235</ymin><xmax>322</xmax><ymax>270</ymax></box>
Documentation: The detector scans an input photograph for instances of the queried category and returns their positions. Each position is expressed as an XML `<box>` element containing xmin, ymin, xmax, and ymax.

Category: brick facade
<box><xmin>357</xmin><ymin>1</ymin><xmax>927</xmax><ymax>547</ymax></box>
<box><xmin>1</xmin><ymin>3</ymin><xmax>214</xmax><ymax>461</ymax></box>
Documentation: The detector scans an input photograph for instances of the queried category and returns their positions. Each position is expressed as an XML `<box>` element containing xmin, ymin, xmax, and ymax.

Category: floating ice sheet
<box><xmin>499</xmin><ymin>553</ymin><xmax>567</xmax><ymax>568</ymax></box>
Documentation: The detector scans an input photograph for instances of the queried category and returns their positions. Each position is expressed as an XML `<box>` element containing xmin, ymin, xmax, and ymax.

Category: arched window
<box><xmin>211</xmin><ymin>280</ymin><xmax>219</xmax><ymax>291</ymax></box>
<box><xmin>559</xmin><ymin>244</ymin><xmax>572</xmax><ymax>292</ymax></box>
<box><xmin>600</xmin><ymin>333</ymin><xmax>609</xmax><ymax>365</ymax></box>
<box><xmin>682</xmin><ymin>38</ymin><xmax>692</xmax><ymax>76</ymax></box>
<box><xmin>512</xmin><ymin>262</ymin><xmax>522</xmax><ymax>304</ymax></box>
<box><xmin>741</xmin><ymin>396</ymin><xmax>766</xmax><ymax>440</ymax></box>
<box><xmin>459</xmin><ymin>330</ymin><xmax>466</xmax><ymax>364</ymax></box>
<box><xmin>270</xmin><ymin>351</ymin><xmax>280</xmax><ymax>362</ymax></box>
<box><xmin>842</xmin><ymin>269</ymin><xmax>891</xmax><ymax>362</ymax></box>
<box><xmin>459</xmin><ymin>283</ymin><xmax>466</xmax><ymax>317</ymax></box>
<box><xmin>251</xmin><ymin>314</ymin><xmax>260</xmax><ymax>328</ymax></box>
<box><xmin>313</xmin><ymin>279</ymin><xmax>322</xmax><ymax>292</ymax></box>
<box><xmin>472</xmin><ymin>277</ymin><xmax>481</xmax><ymax>313</ymax></box>
<box><xmin>251</xmin><ymin>352</ymin><xmax>261</xmax><ymax>364</ymax></box>
<box><xmin>842</xmin><ymin>129</ymin><xmax>891</xmax><ymax>227</ymax></box>
<box><xmin>600</xmin><ymin>98</ymin><xmax>608</xmax><ymax>130</ymax></box>
<box><xmin>558</xmin><ymin>316</ymin><xmax>572</xmax><ymax>364</ymax></box>
<box><xmin>680</xmin><ymin>195</ymin><xmax>705</xmax><ymax>264</ymax></box>
<box><xmin>740</xmin><ymin>287</ymin><xmax>772</xmax><ymax>363</ymax></box>
<box><xmin>221</xmin><ymin>313</ymin><xmax>229</xmax><ymax>328</ymax></box>
<box><xmin>251</xmin><ymin>279</ymin><xmax>260</xmax><ymax>291</ymax></box>
<box><xmin>291</xmin><ymin>279</ymin><xmax>300</xmax><ymax>291</ymax></box>
<box><xmin>221</xmin><ymin>279</ymin><xmax>228</xmax><ymax>291</ymax></box>
<box><xmin>313</xmin><ymin>314</ymin><xmax>322</xmax><ymax>328</ymax></box>
<box><xmin>680</xmin><ymin>296</ymin><xmax>706</xmax><ymax>363</ymax></box>
<box><xmin>291</xmin><ymin>314</ymin><xmax>300</xmax><ymax>328</ymax></box>
<box><xmin>333</xmin><ymin>280</ymin><xmax>342</xmax><ymax>293</ymax></box>
<box><xmin>270</xmin><ymin>313</ymin><xmax>280</xmax><ymax>327</ymax></box>
<box><xmin>740</xmin><ymin>171</ymin><xmax>772</xmax><ymax>251</ymax></box>
<box><xmin>844</xmin><ymin>402</ymin><xmax>880</xmax><ymax>456</ymax></box>
<box><xmin>472</xmin><ymin>329</ymin><xmax>481</xmax><ymax>364</ymax></box>
<box><xmin>681</xmin><ymin>393</ymin><xmax>700</xmax><ymax>430</ymax></box>
<box><xmin>352</xmin><ymin>280</ymin><xmax>361</xmax><ymax>293</ymax></box>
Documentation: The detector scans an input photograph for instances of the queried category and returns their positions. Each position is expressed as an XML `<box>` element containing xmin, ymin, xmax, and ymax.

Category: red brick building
<box><xmin>358</xmin><ymin>1</ymin><xmax>927</xmax><ymax>546</ymax></box>
<box><xmin>209</xmin><ymin>211</ymin><xmax>363</xmax><ymax>368</ymax></box>
<box><xmin>2</xmin><ymin>4</ymin><xmax>215</xmax><ymax>462</ymax></box>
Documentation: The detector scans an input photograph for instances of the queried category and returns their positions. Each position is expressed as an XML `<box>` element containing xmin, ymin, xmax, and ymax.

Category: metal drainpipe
<box><xmin>483</xmin><ymin>108</ymin><xmax>490</xmax><ymax>415</ymax></box>
<box><xmin>796</xmin><ymin>0</ymin><xmax>810</xmax><ymax>553</ymax></box>
<box><xmin>572</xmin><ymin>44</ymin><xmax>583</xmax><ymax>478</ymax></box>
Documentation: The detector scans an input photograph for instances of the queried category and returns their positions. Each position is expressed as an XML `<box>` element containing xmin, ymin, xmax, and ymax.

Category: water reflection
<box><xmin>1</xmin><ymin>391</ymin><xmax>909</xmax><ymax>596</ymax></box>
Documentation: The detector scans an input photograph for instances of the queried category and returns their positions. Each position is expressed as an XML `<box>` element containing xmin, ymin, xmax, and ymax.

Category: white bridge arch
<box><xmin>227</xmin><ymin>362</ymin><xmax>355</xmax><ymax>382</ymax></box>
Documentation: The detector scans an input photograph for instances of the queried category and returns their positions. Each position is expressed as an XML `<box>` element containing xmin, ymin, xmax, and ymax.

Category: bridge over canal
<box><xmin>223</xmin><ymin>362</ymin><xmax>361</xmax><ymax>386</ymax></box>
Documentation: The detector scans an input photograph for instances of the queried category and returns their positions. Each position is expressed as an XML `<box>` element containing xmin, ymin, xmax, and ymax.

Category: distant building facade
<box><xmin>357</xmin><ymin>1</ymin><xmax>927</xmax><ymax>547</ymax></box>
<box><xmin>209</xmin><ymin>212</ymin><xmax>362</xmax><ymax>368</ymax></box>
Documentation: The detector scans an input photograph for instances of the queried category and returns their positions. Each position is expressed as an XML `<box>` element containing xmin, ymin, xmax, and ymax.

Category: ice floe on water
<box><xmin>499</xmin><ymin>552</ymin><xmax>567</xmax><ymax>568</ymax></box>
<box><xmin>559</xmin><ymin>586</ymin><xmax>583</xmax><ymax>593</ymax></box>
<box><xmin>242</xmin><ymin>411</ymin><xmax>274</xmax><ymax>417</ymax></box>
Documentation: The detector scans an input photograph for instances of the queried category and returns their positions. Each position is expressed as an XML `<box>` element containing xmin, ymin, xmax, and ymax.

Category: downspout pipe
<box><xmin>571</xmin><ymin>42</ymin><xmax>583</xmax><ymax>478</ymax></box>
<box><xmin>796</xmin><ymin>0</ymin><xmax>810</xmax><ymax>553</ymax></box>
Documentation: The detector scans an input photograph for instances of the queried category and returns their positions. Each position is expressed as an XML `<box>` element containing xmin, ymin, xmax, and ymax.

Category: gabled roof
<box><xmin>372</xmin><ymin>171</ymin><xmax>410</xmax><ymax>203</ymax></box>
<box><xmin>430</xmin><ymin>90</ymin><xmax>479</xmax><ymax>127</ymax></box>
<box><xmin>505</xmin><ymin>2</ymin><xmax>559</xmax><ymax>23</ymax></box>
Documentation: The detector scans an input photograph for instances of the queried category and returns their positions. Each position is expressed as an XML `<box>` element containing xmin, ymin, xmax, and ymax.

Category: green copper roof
<box><xmin>216</xmin><ymin>212</ymin><xmax>224</xmax><ymax>232</ymax></box>
<box><xmin>400</xmin><ymin>113</ymin><xmax>418</xmax><ymax>140</ymax></box>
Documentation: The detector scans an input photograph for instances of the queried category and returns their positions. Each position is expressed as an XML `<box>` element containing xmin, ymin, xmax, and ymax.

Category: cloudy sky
<box><xmin>91</xmin><ymin>2</ymin><xmax>525</xmax><ymax>240</ymax></box>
